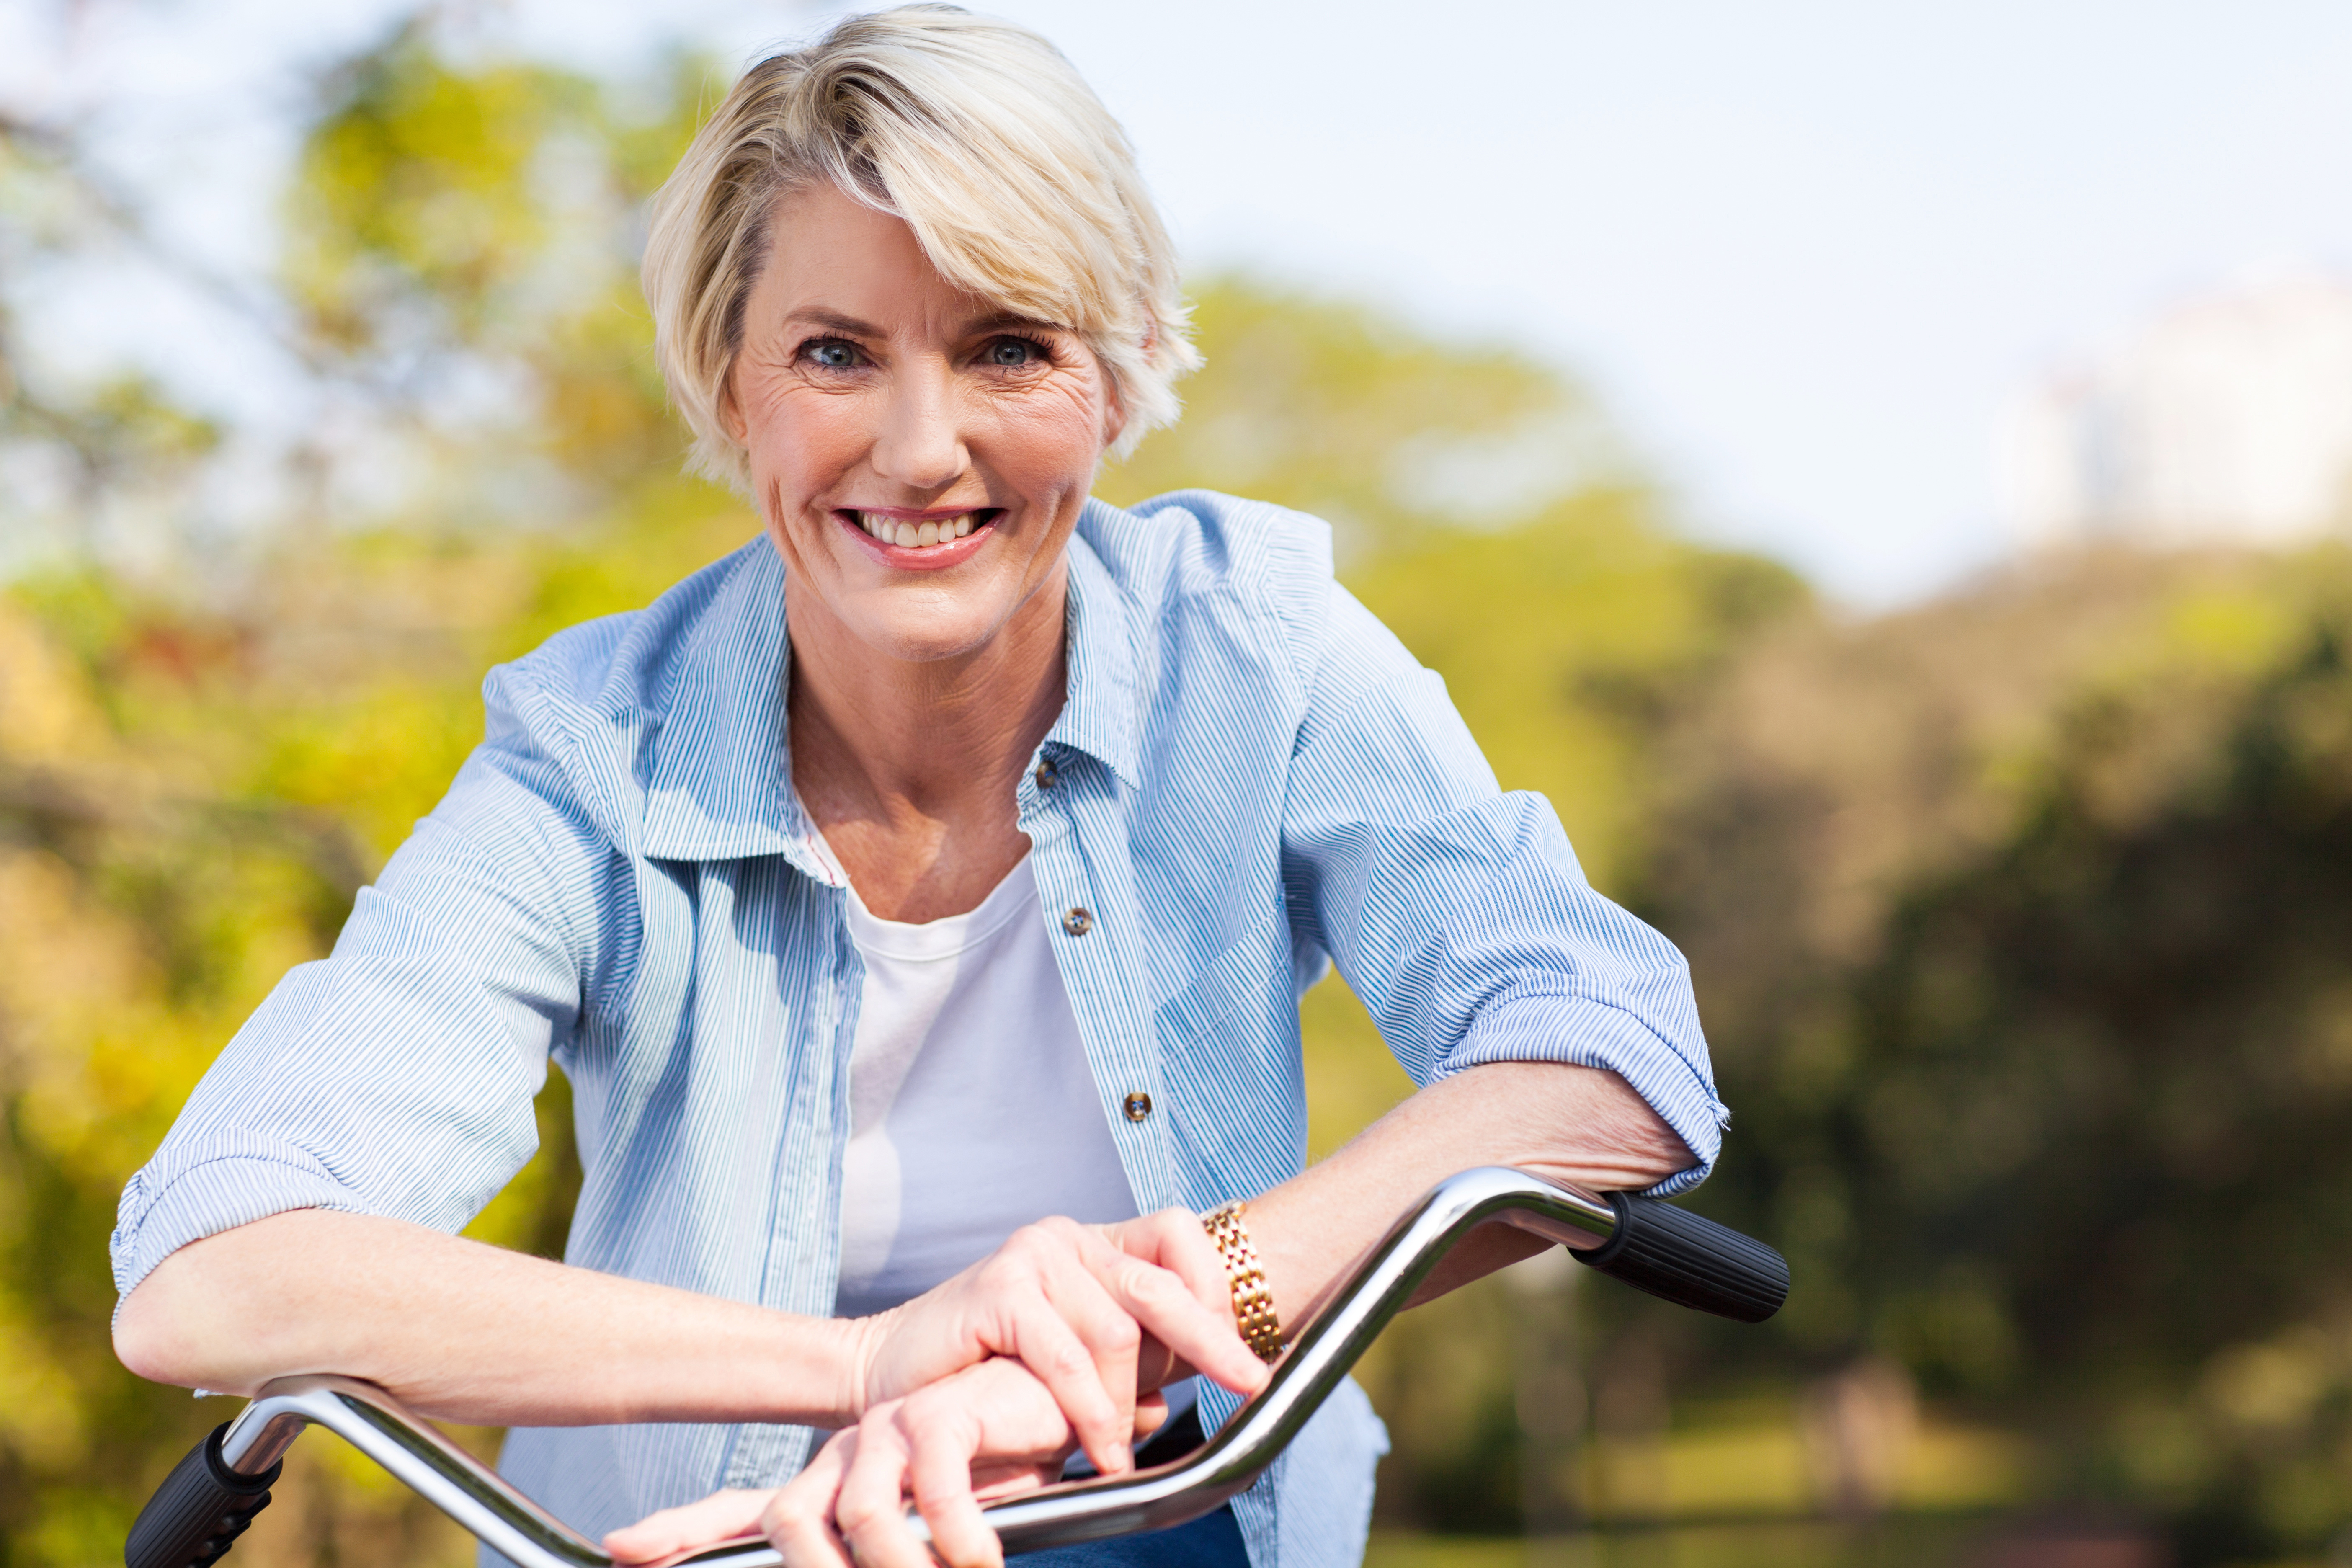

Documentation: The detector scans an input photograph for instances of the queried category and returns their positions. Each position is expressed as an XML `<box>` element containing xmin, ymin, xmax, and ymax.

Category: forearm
<box><xmin>1248</xmin><ymin>1061</ymin><xmax>1693</xmax><ymax>1326</ymax></box>
<box><xmin>113</xmin><ymin>1208</ymin><xmax>871</xmax><ymax>1429</ymax></box>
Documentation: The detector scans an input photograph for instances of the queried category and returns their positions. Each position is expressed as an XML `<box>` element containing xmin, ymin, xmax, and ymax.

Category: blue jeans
<box><xmin>1009</xmin><ymin>1506</ymin><xmax>1248</xmax><ymax>1566</ymax></box>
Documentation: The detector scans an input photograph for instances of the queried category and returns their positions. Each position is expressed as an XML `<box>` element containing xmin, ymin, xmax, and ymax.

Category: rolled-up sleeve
<box><xmin>110</xmin><ymin>702</ymin><xmax>617</xmax><ymax>1298</ymax></box>
<box><xmin>1278</xmin><ymin>585</ymin><xmax>1727</xmax><ymax>1194</ymax></box>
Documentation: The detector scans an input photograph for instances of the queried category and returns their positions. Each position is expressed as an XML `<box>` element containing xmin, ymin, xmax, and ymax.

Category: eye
<box><xmin>798</xmin><ymin>338</ymin><xmax>864</xmax><ymax>370</ymax></box>
<box><xmin>985</xmin><ymin>336</ymin><xmax>1046</xmax><ymax>368</ymax></box>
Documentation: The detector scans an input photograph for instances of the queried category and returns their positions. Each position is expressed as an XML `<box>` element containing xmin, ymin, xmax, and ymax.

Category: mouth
<box><xmin>843</xmin><ymin>508</ymin><xmax>1001</xmax><ymax>551</ymax></box>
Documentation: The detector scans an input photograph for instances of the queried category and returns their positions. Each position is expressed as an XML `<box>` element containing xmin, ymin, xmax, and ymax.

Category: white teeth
<box><xmin>858</xmin><ymin>511</ymin><xmax>985</xmax><ymax>548</ymax></box>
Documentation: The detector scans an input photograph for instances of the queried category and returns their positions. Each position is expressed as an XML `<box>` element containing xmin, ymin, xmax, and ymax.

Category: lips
<box><xmin>847</xmin><ymin>509</ymin><xmax>996</xmax><ymax>549</ymax></box>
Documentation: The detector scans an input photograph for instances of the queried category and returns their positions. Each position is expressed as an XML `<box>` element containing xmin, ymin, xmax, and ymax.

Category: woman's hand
<box><xmin>605</xmin><ymin>1205</ymin><xmax>1257</xmax><ymax>1566</ymax></box>
<box><xmin>851</xmin><ymin>1209</ymin><xmax>1260</xmax><ymax>1476</ymax></box>
<box><xmin>606</xmin><ymin>1358</ymin><xmax>1144</xmax><ymax>1568</ymax></box>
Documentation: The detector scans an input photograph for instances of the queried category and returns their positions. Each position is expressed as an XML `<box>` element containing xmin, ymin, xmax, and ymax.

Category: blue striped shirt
<box><xmin>112</xmin><ymin>491</ymin><xmax>1727</xmax><ymax>1568</ymax></box>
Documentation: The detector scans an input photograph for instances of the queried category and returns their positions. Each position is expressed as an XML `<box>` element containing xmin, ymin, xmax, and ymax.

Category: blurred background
<box><xmin>8</xmin><ymin>2</ymin><xmax>2352</xmax><ymax>1565</ymax></box>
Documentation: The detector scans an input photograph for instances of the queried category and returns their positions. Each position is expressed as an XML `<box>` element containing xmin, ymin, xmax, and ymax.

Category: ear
<box><xmin>1101</xmin><ymin>374</ymin><xmax>1130</xmax><ymax>452</ymax></box>
<box><xmin>717</xmin><ymin>368</ymin><xmax>749</xmax><ymax>446</ymax></box>
<box><xmin>1100</xmin><ymin>328</ymin><xmax>1143</xmax><ymax>451</ymax></box>
<box><xmin>1107</xmin><ymin>317</ymin><xmax>1161</xmax><ymax>449</ymax></box>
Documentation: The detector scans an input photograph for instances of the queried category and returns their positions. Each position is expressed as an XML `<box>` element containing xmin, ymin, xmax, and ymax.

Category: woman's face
<box><xmin>726</xmin><ymin>182</ymin><xmax>1124</xmax><ymax>665</ymax></box>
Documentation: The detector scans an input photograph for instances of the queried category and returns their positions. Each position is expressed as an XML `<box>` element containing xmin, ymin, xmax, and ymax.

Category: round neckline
<box><xmin>841</xmin><ymin>851</ymin><xmax>1038</xmax><ymax>961</ymax></box>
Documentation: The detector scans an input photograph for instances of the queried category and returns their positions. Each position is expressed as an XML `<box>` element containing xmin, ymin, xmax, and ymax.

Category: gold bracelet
<box><xmin>1201</xmin><ymin>1199</ymin><xmax>1285</xmax><ymax>1363</ymax></box>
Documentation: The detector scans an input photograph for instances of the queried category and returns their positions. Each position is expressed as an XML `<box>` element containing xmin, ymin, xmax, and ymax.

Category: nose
<box><xmin>870</xmin><ymin>355</ymin><xmax>967</xmax><ymax>493</ymax></box>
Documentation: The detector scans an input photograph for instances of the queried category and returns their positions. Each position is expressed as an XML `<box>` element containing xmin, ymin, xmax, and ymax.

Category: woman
<box><xmin>110</xmin><ymin>8</ymin><xmax>1724</xmax><ymax>1568</ymax></box>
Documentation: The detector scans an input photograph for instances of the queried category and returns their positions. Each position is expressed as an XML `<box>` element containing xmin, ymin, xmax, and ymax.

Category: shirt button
<box><xmin>1062</xmin><ymin>907</ymin><xmax>1094</xmax><ymax>936</ymax></box>
<box><xmin>1123</xmin><ymin>1091</ymin><xmax>1153</xmax><ymax>1122</ymax></box>
<box><xmin>1034</xmin><ymin>759</ymin><xmax>1058</xmax><ymax>789</ymax></box>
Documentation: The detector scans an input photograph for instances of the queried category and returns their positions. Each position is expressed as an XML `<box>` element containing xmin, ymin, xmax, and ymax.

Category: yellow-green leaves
<box><xmin>288</xmin><ymin>27</ymin><xmax>579</xmax><ymax>351</ymax></box>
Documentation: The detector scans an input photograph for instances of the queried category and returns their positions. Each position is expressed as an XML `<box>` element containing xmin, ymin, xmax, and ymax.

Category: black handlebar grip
<box><xmin>1569</xmin><ymin>1193</ymin><xmax>1790</xmax><ymax>1323</ymax></box>
<box><xmin>125</xmin><ymin>1423</ymin><xmax>280</xmax><ymax>1568</ymax></box>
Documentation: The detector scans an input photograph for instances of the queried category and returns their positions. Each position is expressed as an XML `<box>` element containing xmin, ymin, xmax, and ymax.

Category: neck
<box><xmin>783</xmin><ymin>560</ymin><xmax>1068</xmax><ymax>919</ymax></box>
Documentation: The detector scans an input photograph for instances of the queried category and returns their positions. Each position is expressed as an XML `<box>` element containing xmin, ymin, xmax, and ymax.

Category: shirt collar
<box><xmin>637</xmin><ymin>507</ymin><xmax>1145</xmax><ymax>866</ymax></box>
<box><xmin>638</xmin><ymin>539</ymin><xmax>823</xmax><ymax>870</ymax></box>
<box><xmin>1046</xmin><ymin>510</ymin><xmax>1146</xmax><ymax>792</ymax></box>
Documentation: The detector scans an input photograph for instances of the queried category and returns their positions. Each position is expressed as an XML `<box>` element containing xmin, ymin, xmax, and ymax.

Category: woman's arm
<box><xmin>115</xmin><ymin>1203</ymin><xmax>1266</xmax><ymax>1472</ymax></box>
<box><xmin>1276</xmin><ymin>585</ymin><xmax>1730</xmax><ymax>1201</ymax></box>
<box><xmin>113</xmin><ymin>1210</ymin><xmax>867</xmax><ymax>1426</ymax></box>
<box><xmin>1246</xmin><ymin>1058</ymin><xmax>1691</xmax><ymax>1327</ymax></box>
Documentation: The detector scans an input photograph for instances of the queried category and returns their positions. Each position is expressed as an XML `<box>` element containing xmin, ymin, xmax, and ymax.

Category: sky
<box><xmin>10</xmin><ymin>0</ymin><xmax>2352</xmax><ymax>605</ymax></box>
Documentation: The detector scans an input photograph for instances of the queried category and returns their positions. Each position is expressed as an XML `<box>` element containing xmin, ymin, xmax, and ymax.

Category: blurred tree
<box><xmin>1644</xmin><ymin>545</ymin><xmax>2352</xmax><ymax>1561</ymax></box>
<box><xmin>1844</xmin><ymin>623</ymin><xmax>2352</xmax><ymax>1559</ymax></box>
<box><xmin>1101</xmin><ymin>280</ymin><xmax>1611</xmax><ymax>560</ymax></box>
<box><xmin>0</xmin><ymin>15</ymin><xmax>719</xmax><ymax>1561</ymax></box>
<box><xmin>0</xmin><ymin>111</ymin><xmax>228</xmax><ymax>563</ymax></box>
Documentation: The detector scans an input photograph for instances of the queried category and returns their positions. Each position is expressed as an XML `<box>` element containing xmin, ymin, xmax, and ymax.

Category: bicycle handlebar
<box><xmin>126</xmin><ymin>1169</ymin><xmax>1787</xmax><ymax>1568</ymax></box>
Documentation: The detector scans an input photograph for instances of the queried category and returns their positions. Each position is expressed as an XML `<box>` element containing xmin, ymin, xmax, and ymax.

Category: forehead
<box><xmin>756</xmin><ymin>183</ymin><xmax>988</xmax><ymax>327</ymax></box>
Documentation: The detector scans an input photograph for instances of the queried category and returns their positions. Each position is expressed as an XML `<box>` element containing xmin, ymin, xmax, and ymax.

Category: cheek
<box><xmin>745</xmin><ymin>385</ymin><xmax>868</xmax><ymax>499</ymax></box>
<box><xmin>988</xmin><ymin>377</ymin><xmax>1110</xmax><ymax>490</ymax></box>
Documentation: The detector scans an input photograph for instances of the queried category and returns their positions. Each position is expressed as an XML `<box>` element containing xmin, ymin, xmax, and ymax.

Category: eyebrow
<box><xmin>966</xmin><ymin>310</ymin><xmax>1068</xmax><ymax>336</ymax></box>
<box><xmin>782</xmin><ymin>307</ymin><xmax>1071</xmax><ymax>339</ymax></box>
<box><xmin>785</xmin><ymin>308</ymin><xmax>886</xmax><ymax>338</ymax></box>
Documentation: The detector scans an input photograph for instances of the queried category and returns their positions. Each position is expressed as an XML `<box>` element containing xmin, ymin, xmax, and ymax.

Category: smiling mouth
<box><xmin>847</xmin><ymin>509</ymin><xmax>999</xmax><ymax>549</ymax></box>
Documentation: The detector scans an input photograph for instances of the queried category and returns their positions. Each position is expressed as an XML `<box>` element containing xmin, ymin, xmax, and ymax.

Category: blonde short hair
<box><xmin>641</xmin><ymin>4</ymin><xmax>1198</xmax><ymax>493</ymax></box>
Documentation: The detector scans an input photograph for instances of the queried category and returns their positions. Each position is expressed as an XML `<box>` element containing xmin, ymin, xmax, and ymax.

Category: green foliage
<box><xmin>1841</xmin><ymin>629</ymin><xmax>2352</xmax><ymax>1555</ymax></box>
<box><xmin>1101</xmin><ymin>279</ymin><xmax>1604</xmax><ymax>557</ymax></box>
<box><xmin>1647</xmin><ymin>549</ymin><xmax>2352</xmax><ymax>1560</ymax></box>
<box><xmin>0</xmin><ymin>22</ymin><xmax>710</xmax><ymax>1561</ymax></box>
<box><xmin>1350</xmin><ymin>501</ymin><xmax>1802</xmax><ymax>894</ymax></box>
<box><xmin>289</xmin><ymin>24</ymin><xmax>590</xmax><ymax>351</ymax></box>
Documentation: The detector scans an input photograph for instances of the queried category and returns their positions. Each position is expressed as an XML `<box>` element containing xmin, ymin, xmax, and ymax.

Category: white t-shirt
<box><xmin>831</xmin><ymin>851</ymin><xmax>1140</xmax><ymax>1321</ymax></box>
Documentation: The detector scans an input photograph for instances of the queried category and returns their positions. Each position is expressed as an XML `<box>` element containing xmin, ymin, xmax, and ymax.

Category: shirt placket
<box><xmin>1017</xmin><ymin>743</ymin><xmax>1178</xmax><ymax>1218</ymax></box>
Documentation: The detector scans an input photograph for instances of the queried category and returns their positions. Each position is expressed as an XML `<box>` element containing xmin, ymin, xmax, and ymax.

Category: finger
<box><xmin>1132</xmin><ymin>1329</ymin><xmax>1181</xmax><ymax>1390</ymax></box>
<box><xmin>893</xmin><ymin>1362</ymin><xmax>1075</xmax><ymax>1567</ymax></box>
<box><xmin>1080</xmin><ymin>1222</ymin><xmax>1269</xmax><ymax>1395</ymax></box>
<box><xmin>833</xmin><ymin>1408</ymin><xmax>938</xmax><ymax>1568</ymax></box>
<box><xmin>603</xmin><ymin>1488</ymin><xmax>774</xmax><ymax>1563</ymax></box>
<box><xmin>763</xmin><ymin>1436</ymin><xmax>855</xmax><ymax>1568</ymax></box>
<box><xmin>1134</xmin><ymin>1390</ymin><xmax>1170</xmax><ymax>1443</ymax></box>
<box><xmin>985</xmin><ymin>1236</ymin><xmax>1133</xmax><ymax>1475</ymax></box>
<box><xmin>1116</xmin><ymin>1209</ymin><xmax>1238</xmax><ymax>1313</ymax></box>
<box><xmin>904</xmin><ymin>1399</ymin><xmax>1001</xmax><ymax>1568</ymax></box>
<box><xmin>1027</xmin><ymin>1221</ymin><xmax>1149</xmax><ymax>1472</ymax></box>
<box><xmin>1004</xmin><ymin>1297</ymin><xmax>1132</xmax><ymax>1475</ymax></box>
<box><xmin>1091</xmin><ymin>1214</ymin><xmax>1254</xmax><ymax>1336</ymax></box>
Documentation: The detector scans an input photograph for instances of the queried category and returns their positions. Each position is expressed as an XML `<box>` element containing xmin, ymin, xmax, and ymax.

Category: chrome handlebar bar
<box><xmin>128</xmin><ymin>1168</ymin><xmax>1787</xmax><ymax>1568</ymax></box>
